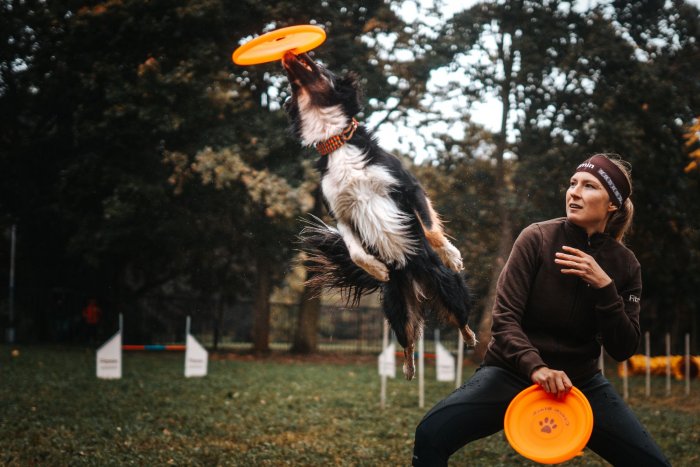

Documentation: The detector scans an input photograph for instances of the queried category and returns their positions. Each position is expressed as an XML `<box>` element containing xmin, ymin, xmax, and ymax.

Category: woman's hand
<box><xmin>531</xmin><ymin>367</ymin><xmax>573</xmax><ymax>399</ymax></box>
<box><xmin>555</xmin><ymin>245</ymin><xmax>612</xmax><ymax>289</ymax></box>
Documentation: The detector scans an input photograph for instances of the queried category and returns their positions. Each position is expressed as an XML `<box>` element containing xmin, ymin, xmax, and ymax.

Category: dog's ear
<box><xmin>339</xmin><ymin>71</ymin><xmax>360</xmax><ymax>88</ymax></box>
<box><xmin>337</xmin><ymin>71</ymin><xmax>363</xmax><ymax>116</ymax></box>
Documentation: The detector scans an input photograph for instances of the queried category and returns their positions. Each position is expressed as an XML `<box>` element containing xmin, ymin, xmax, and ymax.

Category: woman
<box><xmin>412</xmin><ymin>154</ymin><xmax>670</xmax><ymax>466</ymax></box>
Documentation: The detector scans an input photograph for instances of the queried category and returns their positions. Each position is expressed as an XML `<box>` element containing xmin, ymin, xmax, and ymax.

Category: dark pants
<box><xmin>412</xmin><ymin>366</ymin><xmax>670</xmax><ymax>466</ymax></box>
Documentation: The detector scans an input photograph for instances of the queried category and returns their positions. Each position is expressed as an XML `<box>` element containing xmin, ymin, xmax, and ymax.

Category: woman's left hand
<box><xmin>555</xmin><ymin>246</ymin><xmax>612</xmax><ymax>289</ymax></box>
<box><xmin>531</xmin><ymin>367</ymin><xmax>573</xmax><ymax>399</ymax></box>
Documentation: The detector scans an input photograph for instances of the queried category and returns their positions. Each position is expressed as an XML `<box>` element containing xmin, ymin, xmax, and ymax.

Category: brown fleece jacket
<box><xmin>483</xmin><ymin>217</ymin><xmax>642</xmax><ymax>384</ymax></box>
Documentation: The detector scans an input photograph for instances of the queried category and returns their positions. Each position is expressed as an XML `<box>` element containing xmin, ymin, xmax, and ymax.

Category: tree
<box><xmin>574</xmin><ymin>1</ymin><xmax>700</xmax><ymax>351</ymax></box>
<box><xmin>290</xmin><ymin>188</ymin><xmax>323</xmax><ymax>354</ymax></box>
<box><xmin>1</xmin><ymin>0</ymin><xmax>305</xmax><ymax>341</ymax></box>
<box><xmin>437</xmin><ymin>0</ymin><xmax>580</xmax><ymax>356</ymax></box>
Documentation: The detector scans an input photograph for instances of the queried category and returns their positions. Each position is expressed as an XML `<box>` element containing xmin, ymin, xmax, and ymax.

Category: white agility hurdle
<box><xmin>378</xmin><ymin>328</ymin><xmax>462</xmax><ymax>408</ymax></box>
<box><xmin>96</xmin><ymin>314</ymin><xmax>208</xmax><ymax>379</ymax></box>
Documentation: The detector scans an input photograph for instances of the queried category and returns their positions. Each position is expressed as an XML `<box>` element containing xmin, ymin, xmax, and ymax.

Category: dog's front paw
<box><xmin>354</xmin><ymin>255</ymin><xmax>389</xmax><ymax>282</ymax></box>
<box><xmin>366</xmin><ymin>261</ymin><xmax>390</xmax><ymax>282</ymax></box>
<box><xmin>438</xmin><ymin>241</ymin><xmax>464</xmax><ymax>272</ymax></box>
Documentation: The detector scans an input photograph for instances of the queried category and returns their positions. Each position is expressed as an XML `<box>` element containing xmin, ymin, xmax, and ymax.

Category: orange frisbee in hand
<box><xmin>504</xmin><ymin>385</ymin><xmax>593</xmax><ymax>465</ymax></box>
<box><xmin>232</xmin><ymin>25</ymin><xmax>326</xmax><ymax>65</ymax></box>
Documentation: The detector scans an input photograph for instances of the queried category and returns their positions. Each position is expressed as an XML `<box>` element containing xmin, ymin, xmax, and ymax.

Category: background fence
<box><xmin>193</xmin><ymin>301</ymin><xmax>468</xmax><ymax>355</ymax></box>
<box><xmin>5</xmin><ymin>286</ymin><xmax>696</xmax><ymax>362</ymax></box>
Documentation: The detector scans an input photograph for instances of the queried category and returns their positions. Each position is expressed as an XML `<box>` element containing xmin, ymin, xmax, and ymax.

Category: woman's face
<box><xmin>566</xmin><ymin>171</ymin><xmax>617</xmax><ymax>235</ymax></box>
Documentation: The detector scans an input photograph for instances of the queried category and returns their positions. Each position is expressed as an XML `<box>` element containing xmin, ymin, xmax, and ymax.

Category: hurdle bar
<box><xmin>96</xmin><ymin>315</ymin><xmax>207</xmax><ymax>379</ymax></box>
<box><xmin>122</xmin><ymin>345</ymin><xmax>186</xmax><ymax>351</ymax></box>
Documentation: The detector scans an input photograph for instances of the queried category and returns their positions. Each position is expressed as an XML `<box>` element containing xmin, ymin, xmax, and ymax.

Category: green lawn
<box><xmin>1</xmin><ymin>345</ymin><xmax>698</xmax><ymax>466</ymax></box>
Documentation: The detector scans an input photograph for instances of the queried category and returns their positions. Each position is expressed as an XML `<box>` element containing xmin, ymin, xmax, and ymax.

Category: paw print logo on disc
<box><xmin>539</xmin><ymin>416</ymin><xmax>558</xmax><ymax>434</ymax></box>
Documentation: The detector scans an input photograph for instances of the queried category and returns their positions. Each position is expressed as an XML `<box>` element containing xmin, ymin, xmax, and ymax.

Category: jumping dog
<box><xmin>282</xmin><ymin>52</ymin><xmax>476</xmax><ymax>379</ymax></box>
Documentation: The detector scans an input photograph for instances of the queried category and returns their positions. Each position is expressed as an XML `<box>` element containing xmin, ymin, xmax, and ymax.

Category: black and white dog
<box><xmin>282</xmin><ymin>51</ymin><xmax>476</xmax><ymax>379</ymax></box>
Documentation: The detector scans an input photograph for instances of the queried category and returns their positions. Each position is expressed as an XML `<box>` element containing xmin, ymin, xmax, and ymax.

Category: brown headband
<box><xmin>575</xmin><ymin>155</ymin><xmax>631</xmax><ymax>207</ymax></box>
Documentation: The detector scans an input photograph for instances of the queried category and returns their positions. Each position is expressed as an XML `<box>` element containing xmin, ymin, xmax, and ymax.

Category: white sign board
<box><xmin>435</xmin><ymin>342</ymin><xmax>455</xmax><ymax>382</ymax></box>
<box><xmin>185</xmin><ymin>333</ymin><xmax>208</xmax><ymax>378</ymax></box>
<box><xmin>96</xmin><ymin>331</ymin><xmax>122</xmax><ymax>379</ymax></box>
<box><xmin>378</xmin><ymin>343</ymin><xmax>396</xmax><ymax>378</ymax></box>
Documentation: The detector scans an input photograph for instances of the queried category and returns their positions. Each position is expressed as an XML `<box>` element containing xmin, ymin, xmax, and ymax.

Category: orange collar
<box><xmin>315</xmin><ymin>118</ymin><xmax>359</xmax><ymax>156</ymax></box>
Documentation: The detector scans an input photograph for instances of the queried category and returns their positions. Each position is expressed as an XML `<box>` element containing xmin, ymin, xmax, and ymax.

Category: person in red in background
<box><xmin>82</xmin><ymin>299</ymin><xmax>102</xmax><ymax>344</ymax></box>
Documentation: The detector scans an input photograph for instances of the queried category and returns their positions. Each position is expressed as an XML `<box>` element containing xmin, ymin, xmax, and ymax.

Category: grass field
<box><xmin>1</xmin><ymin>345</ymin><xmax>698</xmax><ymax>466</ymax></box>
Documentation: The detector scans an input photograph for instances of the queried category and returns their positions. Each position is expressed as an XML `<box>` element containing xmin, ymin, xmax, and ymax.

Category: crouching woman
<box><xmin>412</xmin><ymin>154</ymin><xmax>670</xmax><ymax>466</ymax></box>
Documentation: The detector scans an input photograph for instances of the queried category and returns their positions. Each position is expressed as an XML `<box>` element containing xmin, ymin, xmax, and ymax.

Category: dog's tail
<box><xmin>298</xmin><ymin>215</ymin><xmax>382</xmax><ymax>306</ymax></box>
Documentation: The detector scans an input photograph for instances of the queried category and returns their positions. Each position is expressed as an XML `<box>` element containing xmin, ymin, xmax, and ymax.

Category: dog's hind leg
<box><xmin>413</xmin><ymin>191</ymin><xmax>463</xmax><ymax>272</ymax></box>
<box><xmin>403</xmin><ymin>344</ymin><xmax>415</xmax><ymax>380</ymax></box>
<box><xmin>420</xmin><ymin>258</ymin><xmax>477</xmax><ymax>348</ymax></box>
<box><xmin>337</xmin><ymin>221</ymin><xmax>389</xmax><ymax>282</ymax></box>
<box><xmin>459</xmin><ymin>323</ymin><xmax>477</xmax><ymax>347</ymax></box>
<box><xmin>437</xmin><ymin>273</ymin><xmax>477</xmax><ymax>347</ymax></box>
<box><xmin>382</xmin><ymin>271</ymin><xmax>423</xmax><ymax>380</ymax></box>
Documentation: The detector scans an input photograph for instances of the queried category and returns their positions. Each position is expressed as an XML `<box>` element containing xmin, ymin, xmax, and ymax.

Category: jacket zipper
<box><xmin>569</xmin><ymin>238</ymin><xmax>592</xmax><ymax>324</ymax></box>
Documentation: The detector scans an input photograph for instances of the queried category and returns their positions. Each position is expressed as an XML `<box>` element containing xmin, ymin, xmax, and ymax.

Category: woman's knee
<box><xmin>412</xmin><ymin>418</ymin><xmax>448</xmax><ymax>467</ymax></box>
<box><xmin>414</xmin><ymin>416</ymin><xmax>443</xmax><ymax>448</ymax></box>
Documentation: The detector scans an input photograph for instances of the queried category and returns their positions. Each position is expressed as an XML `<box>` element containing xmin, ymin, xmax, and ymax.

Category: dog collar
<box><xmin>315</xmin><ymin>118</ymin><xmax>359</xmax><ymax>156</ymax></box>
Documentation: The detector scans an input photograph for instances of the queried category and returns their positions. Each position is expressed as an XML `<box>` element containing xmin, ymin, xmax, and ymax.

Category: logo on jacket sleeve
<box><xmin>628</xmin><ymin>294</ymin><xmax>640</xmax><ymax>303</ymax></box>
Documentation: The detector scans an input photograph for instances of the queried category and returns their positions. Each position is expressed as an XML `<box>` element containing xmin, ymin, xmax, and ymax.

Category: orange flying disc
<box><xmin>232</xmin><ymin>25</ymin><xmax>326</xmax><ymax>65</ymax></box>
<box><xmin>504</xmin><ymin>385</ymin><xmax>593</xmax><ymax>465</ymax></box>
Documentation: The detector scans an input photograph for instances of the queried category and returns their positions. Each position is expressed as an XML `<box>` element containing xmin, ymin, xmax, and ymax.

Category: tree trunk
<box><xmin>475</xmin><ymin>30</ymin><xmax>514</xmax><ymax>359</ymax></box>
<box><xmin>252</xmin><ymin>256</ymin><xmax>272</xmax><ymax>353</ymax></box>
<box><xmin>291</xmin><ymin>188</ymin><xmax>324</xmax><ymax>354</ymax></box>
<box><xmin>291</xmin><ymin>282</ymin><xmax>321</xmax><ymax>354</ymax></box>
<box><xmin>212</xmin><ymin>297</ymin><xmax>226</xmax><ymax>351</ymax></box>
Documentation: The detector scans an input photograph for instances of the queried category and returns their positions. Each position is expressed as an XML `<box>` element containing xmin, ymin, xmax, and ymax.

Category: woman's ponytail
<box><xmin>602</xmin><ymin>155</ymin><xmax>634</xmax><ymax>243</ymax></box>
<box><xmin>606</xmin><ymin>197</ymin><xmax>634</xmax><ymax>242</ymax></box>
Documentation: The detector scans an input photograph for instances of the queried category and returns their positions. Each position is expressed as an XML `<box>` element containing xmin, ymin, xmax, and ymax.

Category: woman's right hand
<box><xmin>531</xmin><ymin>367</ymin><xmax>573</xmax><ymax>399</ymax></box>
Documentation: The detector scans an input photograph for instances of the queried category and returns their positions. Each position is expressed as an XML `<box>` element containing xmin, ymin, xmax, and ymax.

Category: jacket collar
<box><xmin>563</xmin><ymin>218</ymin><xmax>611</xmax><ymax>250</ymax></box>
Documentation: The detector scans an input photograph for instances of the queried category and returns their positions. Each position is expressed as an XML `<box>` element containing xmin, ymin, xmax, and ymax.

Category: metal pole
<box><xmin>456</xmin><ymin>332</ymin><xmax>464</xmax><ymax>389</ymax></box>
<box><xmin>645</xmin><ymin>331</ymin><xmax>651</xmax><ymax>397</ymax></box>
<box><xmin>7</xmin><ymin>224</ymin><xmax>16</xmax><ymax>343</ymax></box>
<box><xmin>186</xmin><ymin>315</ymin><xmax>191</xmax><ymax>337</ymax></box>
<box><xmin>685</xmin><ymin>333</ymin><xmax>690</xmax><ymax>397</ymax></box>
<box><xmin>665</xmin><ymin>333</ymin><xmax>671</xmax><ymax>397</ymax></box>
<box><xmin>418</xmin><ymin>335</ymin><xmax>425</xmax><ymax>409</ymax></box>
<box><xmin>380</xmin><ymin>320</ymin><xmax>389</xmax><ymax>409</ymax></box>
<box><xmin>356</xmin><ymin>311</ymin><xmax>361</xmax><ymax>353</ymax></box>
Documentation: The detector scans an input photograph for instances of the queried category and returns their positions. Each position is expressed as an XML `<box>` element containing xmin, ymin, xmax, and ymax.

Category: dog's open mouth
<box><xmin>297</xmin><ymin>54</ymin><xmax>314</xmax><ymax>72</ymax></box>
<box><xmin>282</xmin><ymin>51</ymin><xmax>317</xmax><ymax>77</ymax></box>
